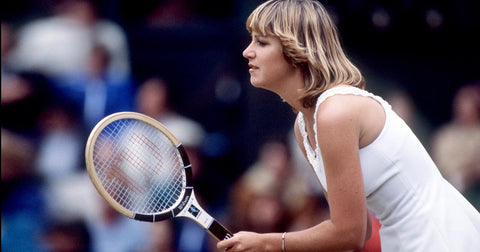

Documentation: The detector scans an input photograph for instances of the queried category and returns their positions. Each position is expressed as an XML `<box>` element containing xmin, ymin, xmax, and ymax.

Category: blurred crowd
<box><xmin>2</xmin><ymin>0</ymin><xmax>479</xmax><ymax>252</ymax></box>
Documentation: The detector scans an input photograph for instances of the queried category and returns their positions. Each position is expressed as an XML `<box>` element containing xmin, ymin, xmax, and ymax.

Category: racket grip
<box><xmin>208</xmin><ymin>219</ymin><xmax>233</xmax><ymax>241</ymax></box>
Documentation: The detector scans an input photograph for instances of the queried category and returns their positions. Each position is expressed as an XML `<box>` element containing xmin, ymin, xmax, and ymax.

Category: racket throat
<box><xmin>176</xmin><ymin>193</ymin><xmax>233</xmax><ymax>241</ymax></box>
<box><xmin>177</xmin><ymin>193</ymin><xmax>212</xmax><ymax>226</ymax></box>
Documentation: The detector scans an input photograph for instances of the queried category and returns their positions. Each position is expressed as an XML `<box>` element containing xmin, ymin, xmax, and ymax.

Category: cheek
<box><xmin>272</xmin><ymin>50</ymin><xmax>293</xmax><ymax>70</ymax></box>
<box><xmin>268</xmin><ymin>57</ymin><xmax>295</xmax><ymax>80</ymax></box>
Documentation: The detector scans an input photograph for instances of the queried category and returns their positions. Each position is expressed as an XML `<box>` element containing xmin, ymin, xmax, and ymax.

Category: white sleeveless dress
<box><xmin>297</xmin><ymin>86</ymin><xmax>480</xmax><ymax>251</ymax></box>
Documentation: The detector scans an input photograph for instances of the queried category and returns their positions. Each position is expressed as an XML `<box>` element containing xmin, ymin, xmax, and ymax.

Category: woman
<box><xmin>217</xmin><ymin>0</ymin><xmax>480</xmax><ymax>251</ymax></box>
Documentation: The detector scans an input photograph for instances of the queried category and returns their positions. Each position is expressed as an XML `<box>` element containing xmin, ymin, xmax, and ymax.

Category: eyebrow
<box><xmin>253</xmin><ymin>34</ymin><xmax>267</xmax><ymax>40</ymax></box>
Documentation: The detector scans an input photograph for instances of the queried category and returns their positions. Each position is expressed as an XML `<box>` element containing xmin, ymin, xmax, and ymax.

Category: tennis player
<box><xmin>217</xmin><ymin>0</ymin><xmax>480</xmax><ymax>251</ymax></box>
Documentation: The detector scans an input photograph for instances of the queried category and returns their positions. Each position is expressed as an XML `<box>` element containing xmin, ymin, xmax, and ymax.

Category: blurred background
<box><xmin>2</xmin><ymin>0</ymin><xmax>479</xmax><ymax>251</ymax></box>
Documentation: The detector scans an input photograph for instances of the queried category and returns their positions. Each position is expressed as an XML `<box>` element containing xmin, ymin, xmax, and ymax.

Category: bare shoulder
<box><xmin>316</xmin><ymin>94</ymin><xmax>364</xmax><ymax>126</ymax></box>
<box><xmin>317</xmin><ymin>93</ymin><xmax>385</xmax><ymax>147</ymax></box>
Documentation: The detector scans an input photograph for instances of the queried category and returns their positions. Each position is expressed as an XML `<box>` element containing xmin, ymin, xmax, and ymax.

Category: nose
<box><xmin>242</xmin><ymin>42</ymin><xmax>254</xmax><ymax>59</ymax></box>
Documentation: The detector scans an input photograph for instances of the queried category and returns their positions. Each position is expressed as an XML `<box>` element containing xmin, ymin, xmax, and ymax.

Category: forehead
<box><xmin>251</xmin><ymin>32</ymin><xmax>270</xmax><ymax>39</ymax></box>
<box><xmin>246</xmin><ymin>3</ymin><xmax>277</xmax><ymax>36</ymax></box>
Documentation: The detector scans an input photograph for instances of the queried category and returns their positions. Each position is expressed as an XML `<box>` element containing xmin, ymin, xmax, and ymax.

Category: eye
<box><xmin>253</xmin><ymin>35</ymin><xmax>268</xmax><ymax>47</ymax></box>
<box><xmin>257</xmin><ymin>40</ymin><xmax>267</xmax><ymax>46</ymax></box>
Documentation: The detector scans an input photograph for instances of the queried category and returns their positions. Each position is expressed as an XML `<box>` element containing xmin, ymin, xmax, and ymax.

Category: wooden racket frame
<box><xmin>86</xmin><ymin>112</ymin><xmax>232</xmax><ymax>241</ymax></box>
<box><xmin>85</xmin><ymin>112</ymin><xmax>193</xmax><ymax>221</ymax></box>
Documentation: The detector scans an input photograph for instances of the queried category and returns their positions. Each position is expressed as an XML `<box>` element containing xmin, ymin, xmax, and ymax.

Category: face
<box><xmin>242</xmin><ymin>33</ymin><xmax>297</xmax><ymax>92</ymax></box>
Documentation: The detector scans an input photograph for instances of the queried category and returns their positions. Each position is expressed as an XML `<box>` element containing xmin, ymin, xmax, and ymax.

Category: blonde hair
<box><xmin>246</xmin><ymin>0</ymin><xmax>365</xmax><ymax>108</ymax></box>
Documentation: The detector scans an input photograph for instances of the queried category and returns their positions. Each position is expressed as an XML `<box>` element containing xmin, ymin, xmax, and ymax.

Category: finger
<box><xmin>217</xmin><ymin>238</ymin><xmax>235</xmax><ymax>249</ymax></box>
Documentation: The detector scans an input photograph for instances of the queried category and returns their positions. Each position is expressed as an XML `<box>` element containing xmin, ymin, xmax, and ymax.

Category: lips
<box><xmin>248</xmin><ymin>63</ymin><xmax>259</xmax><ymax>71</ymax></box>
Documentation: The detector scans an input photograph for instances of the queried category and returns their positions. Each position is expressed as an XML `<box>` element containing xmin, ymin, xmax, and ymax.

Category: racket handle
<box><xmin>208</xmin><ymin>219</ymin><xmax>233</xmax><ymax>241</ymax></box>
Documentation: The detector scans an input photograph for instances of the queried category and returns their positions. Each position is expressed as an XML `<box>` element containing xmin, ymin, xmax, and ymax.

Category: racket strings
<box><xmin>93</xmin><ymin>118</ymin><xmax>185</xmax><ymax>214</ymax></box>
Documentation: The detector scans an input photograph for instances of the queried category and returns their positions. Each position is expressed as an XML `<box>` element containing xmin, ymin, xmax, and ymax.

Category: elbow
<box><xmin>342</xmin><ymin>226</ymin><xmax>367</xmax><ymax>250</ymax></box>
<box><xmin>352</xmin><ymin>239</ymin><xmax>366</xmax><ymax>251</ymax></box>
<box><xmin>341</xmin><ymin>214</ymin><xmax>371</xmax><ymax>250</ymax></box>
<box><xmin>348</xmin><ymin>236</ymin><xmax>366</xmax><ymax>250</ymax></box>
<box><xmin>344</xmin><ymin>237</ymin><xmax>365</xmax><ymax>251</ymax></box>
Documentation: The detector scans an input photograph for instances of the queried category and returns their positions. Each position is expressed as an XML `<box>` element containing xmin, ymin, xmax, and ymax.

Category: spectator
<box><xmin>145</xmin><ymin>222</ymin><xmax>177</xmax><ymax>252</ymax></box>
<box><xmin>86</xmin><ymin>198</ymin><xmax>151</xmax><ymax>252</ymax></box>
<box><xmin>41</xmin><ymin>219</ymin><xmax>91</xmax><ymax>252</ymax></box>
<box><xmin>229</xmin><ymin>139</ymin><xmax>306</xmax><ymax>233</ymax></box>
<box><xmin>431</xmin><ymin>84</ymin><xmax>480</xmax><ymax>193</ymax></box>
<box><xmin>135</xmin><ymin>77</ymin><xmax>205</xmax><ymax>173</ymax></box>
<box><xmin>35</xmin><ymin>105</ymin><xmax>83</xmax><ymax>183</ymax></box>
<box><xmin>54</xmin><ymin>43</ymin><xmax>134</xmax><ymax>130</ymax></box>
<box><xmin>147</xmin><ymin>0</ymin><xmax>199</xmax><ymax>27</ymax></box>
<box><xmin>1</xmin><ymin>129</ymin><xmax>47</xmax><ymax>252</ymax></box>
<box><xmin>1</xmin><ymin>21</ymin><xmax>15</xmax><ymax>75</ymax></box>
<box><xmin>386</xmin><ymin>89</ymin><xmax>432</xmax><ymax>147</ymax></box>
<box><xmin>2</xmin><ymin>21</ymin><xmax>53</xmax><ymax>135</ymax></box>
<box><xmin>135</xmin><ymin>76</ymin><xmax>210</xmax><ymax>252</ymax></box>
<box><xmin>33</xmin><ymin>104</ymin><xmax>99</xmax><ymax>226</ymax></box>
<box><xmin>11</xmin><ymin>0</ymin><xmax>130</xmax><ymax>80</ymax></box>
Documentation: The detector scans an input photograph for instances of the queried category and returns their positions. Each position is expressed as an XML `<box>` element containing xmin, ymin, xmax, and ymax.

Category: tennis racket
<box><xmin>85</xmin><ymin>112</ymin><xmax>233</xmax><ymax>241</ymax></box>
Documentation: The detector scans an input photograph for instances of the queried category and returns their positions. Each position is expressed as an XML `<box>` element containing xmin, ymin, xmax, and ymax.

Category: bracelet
<box><xmin>282</xmin><ymin>232</ymin><xmax>286</xmax><ymax>252</ymax></box>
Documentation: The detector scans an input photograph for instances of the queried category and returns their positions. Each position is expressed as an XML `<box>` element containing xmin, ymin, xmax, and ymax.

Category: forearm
<box><xmin>280</xmin><ymin>220</ymin><xmax>365</xmax><ymax>252</ymax></box>
<box><xmin>218</xmin><ymin>213</ymin><xmax>368</xmax><ymax>251</ymax></box>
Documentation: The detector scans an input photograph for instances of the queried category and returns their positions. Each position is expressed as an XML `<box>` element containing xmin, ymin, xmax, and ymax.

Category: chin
<box><xmin>251</xmin><ymin>83</ymin><xmax>266</xmax><ymax>90</ymax></box>
<box><xmin>249</xmin><ymin>79</ymin><xmax>259</xmax><ymax>87</ymax></box>
<box><xmin>249</xmin><ymin>78</ymin><xmax>264</xmax><ymax>88</ymax></box>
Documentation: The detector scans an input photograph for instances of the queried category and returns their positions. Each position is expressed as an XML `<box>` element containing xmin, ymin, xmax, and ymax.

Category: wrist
<box><xmin>261</xmin><ymin>233</ymin><xmax>286</xmax><ymax>252</ymax></box>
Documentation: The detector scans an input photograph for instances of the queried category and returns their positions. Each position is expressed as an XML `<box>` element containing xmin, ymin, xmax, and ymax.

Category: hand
<box><xmin>217</xmin><ymin>231</ymin><xmax>268</xmax><ymax>252</ymax></box>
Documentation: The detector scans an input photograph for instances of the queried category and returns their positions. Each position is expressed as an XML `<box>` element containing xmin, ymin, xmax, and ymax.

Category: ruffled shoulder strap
<box><xmin>312</xmin><ymin>85</ymin><xmax>390</xmax><ymax>145</ymax></box>
<box><xmin>297</xmin><ymin>85</ymin><xmax>392</xmax><ymax>191</ymax></box>
<box><xmin>299</xmin><ymin>86</ymin><xmax>391</xmax><ymax>162</ymax></box>
<box><xmin>313</xmin><ymin>85</ymin><xmax>390</xmax><ymax>116</ymax></box>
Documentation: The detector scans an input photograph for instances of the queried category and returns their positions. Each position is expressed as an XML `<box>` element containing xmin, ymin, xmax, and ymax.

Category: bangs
<box><xmin>246</xmin><ymin>0</ymin><xmax>279</xmax><ymax>36</ymax></box>
<box><xmin>246</xmin><ymin>0</ymin><xmax>304</xmax><ymax>43</ymax></box>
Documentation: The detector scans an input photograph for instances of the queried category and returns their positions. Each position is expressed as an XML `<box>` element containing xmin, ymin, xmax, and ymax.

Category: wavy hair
<box><xmin>246</xmin><ymin>0</ymin><xmax>365</xmax><ymax>108</ymax></box>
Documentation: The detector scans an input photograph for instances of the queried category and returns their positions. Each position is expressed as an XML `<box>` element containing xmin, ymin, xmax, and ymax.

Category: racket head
<box><xmin>85</xmin><ymin>112</ymin><xmax>193</xmax><ymax>222</ymax></box>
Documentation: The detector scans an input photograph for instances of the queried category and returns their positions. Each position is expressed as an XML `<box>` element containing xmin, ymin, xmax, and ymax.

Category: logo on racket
<box><xmin>178</xmin><ymin>195</ymin><xmax>190</xmax><ymax>210</ymax></box>
<box><xmin>188</xmin><ymin>205</ymin><xmax>201</xmax><ymax>217</ymax></box>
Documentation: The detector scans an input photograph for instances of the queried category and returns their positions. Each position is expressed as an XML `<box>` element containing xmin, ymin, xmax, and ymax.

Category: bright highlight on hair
<box><xmin>246</xmin><ymin>0</ymin><xmax>365</xmax><ymax>108</ymax></box>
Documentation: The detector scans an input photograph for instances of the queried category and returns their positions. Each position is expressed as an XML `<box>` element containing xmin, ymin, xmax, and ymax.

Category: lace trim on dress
<box><xmin>298</xmin><ymin>86</ymin><xmax>391</xmax><ymax>189</ymax></box>
<box><xmin>298</xmin><ymin>113</ymin><xmax>319</xmax><ymax>169</ymax></box>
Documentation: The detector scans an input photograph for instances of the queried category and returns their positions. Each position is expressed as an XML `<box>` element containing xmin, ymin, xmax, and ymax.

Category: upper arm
<box><xmin>315</xmin><ymin>96</ymin><xmax>367</xmax><ymax>236</ymax></box>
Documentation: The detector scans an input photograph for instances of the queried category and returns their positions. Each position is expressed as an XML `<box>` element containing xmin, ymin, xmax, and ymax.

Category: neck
<box><xmin>277</xmin><ymin>84</ymin><xmax>316</xmax><ymax>117</ymax></box>
<box><xmin>268</xmin><ymin>68</ymin><xmax>307</xmax><ymax>113</ymax></box>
